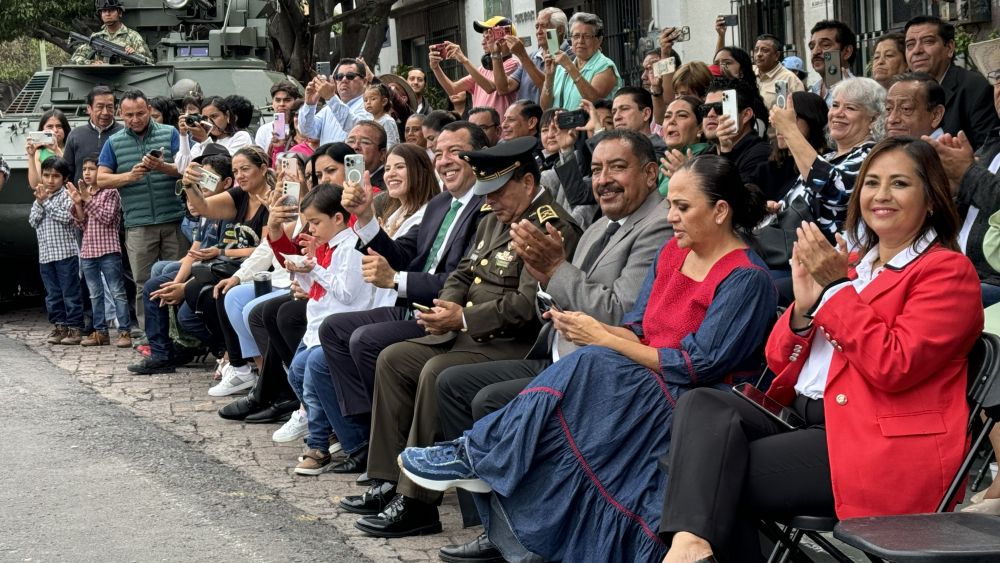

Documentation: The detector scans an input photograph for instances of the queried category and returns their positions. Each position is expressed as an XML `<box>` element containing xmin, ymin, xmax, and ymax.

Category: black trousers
<box><xmin>317</xmin><ymin>306</ymin><xmax>420</xmax><ymax>418</ymax></box>
<box><xmin>246</xmin><ymin>294</ymin><xmax>306</xmax><ymax>406</ymax></box>
<box><xmin>659</xmin><ymin>388</ymin><xmax>834</xmax><ymax>563</ymax></box>
<box><xmin>436</xmin><ymin>360</ymin><xmax>549</xmax><ymax>527</ymax></box>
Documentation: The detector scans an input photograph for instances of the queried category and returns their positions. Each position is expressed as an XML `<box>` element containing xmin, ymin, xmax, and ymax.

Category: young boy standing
<box><xmin>71</xmin><ymin>154</ymin><xmax>131</xmax><ymax>347</ymax></box>
<box><xmin>29</xmin><ymin>156</ymin><xmax>84</xmax><ymax>344</ymax></box>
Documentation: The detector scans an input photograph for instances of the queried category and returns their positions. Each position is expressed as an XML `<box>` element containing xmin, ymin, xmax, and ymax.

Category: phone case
<box><xmin>546</xmin><ymin>29</ymin><xmax>559</xmax><ymax>54</ymax></box>
<box><xmin>345</xmin><ymin>155</ymin><xmax>365</xmax><ymax>184</ymax></box>
<box><xmin>274</xmin><ymin>113</ymin><xmax>286</xmax><ymax>139</ymax></box>
<box><xmin>722</xmin><ymin>89</ymin><xmax>739</xmax><ymax>125</ymax></box>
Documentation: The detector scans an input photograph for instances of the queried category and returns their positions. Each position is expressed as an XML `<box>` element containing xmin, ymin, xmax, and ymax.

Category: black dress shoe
<box><xmin>218</xmin><ymin>396</ymin><xmax>264</xmax><ymax>420</ymax></box>
<box><xmin>439</xmin><ymin>532</ymin><xmax>504</xmax><ymax>563</ymax></box>
<box><xmin>356</xmin><ymin>472</ymin><xmax>373</xmax><ymax>486</ymax></box>
<box><xmin>243</xmin><ymin>399</ymin><xmax>299</xmax><ymax>423</ymax></box>
<box><xmin>339</xmin><ymin>480</ymin><xmax>397</xmax><ymax>515</ymax></box>
<box><xmin>330</xmin><ymin>447</ymin><xmax>368</xmax><ymax>474</ymax></box>
<box><xmin>355</xmin><ymin>494</ymin><xmax>441</xmax><ymax>538</ymax></box>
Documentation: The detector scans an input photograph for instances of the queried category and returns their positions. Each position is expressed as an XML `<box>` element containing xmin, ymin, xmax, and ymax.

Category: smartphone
<box><xmin>491</xmin><ymin>26</ymin><xmax>511</xmax><ymax>42</ymax></box>
<box><xmin>721</xmin><ymin>89</ymin><xmax>739</xmax><ymax>126</ymax></box>
<box><xmin>147</xmin><ymin>148</ymin><xmax>163</xmax><ymax>159</ymax></box>
<box><xmin>345</xmin><ymin>154</ymin><xmax>365</xmax><ymax>184</ymax></box>
<box><xmin>653</xmin><ymin>58</ymin><xmax>676</xmax><ymax>78</ymax></box>
<box><xmin>556</xmin><ymin>109</ymin><xmax>589</xmax><ymax>130</ymax></box>
<box><xmin>545</xmin><ymin>28</ymin><xmax>559</xmax><ymax>54</ymax></box>
<box><xmin>282</xmin><ymin>180</ymin><xmax>301</xmax><ymax>202</ymax></box>
<box><xmin>281</xmin><ymin>253</ymin><xmax>308</xmax><ymax>268</ymax></box>
<box><xmin>433</xmin><ymin>43</ymin><xmax>448</xmax><ymax>58</ymax></box>
<box><xmin>281</xmin><ymin>154</ymin><xmax>299</xmax><ymax>175</ymax></box>
<box><xmin>732</xmin><ymin>383</ymin><xmax>806</xmax><ymax>430</ymax></box>
<box><xmin>274</xmin><ymin>112</ymin><xmax>286</xmax><ymax>140</ymax></box>
<box><xmin>823</xmin><ymin>50</ymin><xmax>843</xmax><ymax>87</ymax></box>
<box><xmin>412</xmin><ymin>303</ymin><xmax>432</xmax><ymax>313</ymax></box>
<box><xmin>315</xmin><ymin>61</ymin><xmax>331</xmax><ymax>76</ymax></box>
<box><xmin>721</xmin><ymin>14</ymin><xmax>739</xmax><ymax>26</ymax></box>
<box><xmin>536</xmin><ymin>289</ymin><xmax>562</xmax><ymax>313</ymax></box>
<box><xmin>670</xmin><ymin>26</ymin><xmax>691</xmax><ymax>43</ymax></box>
<box><xmin>27</xmin><ymin>131</ymin><xmax>55</xmax><ymax>146</ymax></box>
<box><xmin>775</xmin><ymin>80</ymin><xmax>788</xmax><ymax>109</ymax></box>
<box><xmin>198</xmin><ymin>167</ymin><xmax>221</xmax><ymax>192</ymax></box>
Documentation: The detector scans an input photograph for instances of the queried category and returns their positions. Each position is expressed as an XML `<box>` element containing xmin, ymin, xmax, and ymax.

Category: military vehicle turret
<box><xmin>0</xmin><ymin>0</ymin><xmax>296</xmax><ymax>299</ymax></box>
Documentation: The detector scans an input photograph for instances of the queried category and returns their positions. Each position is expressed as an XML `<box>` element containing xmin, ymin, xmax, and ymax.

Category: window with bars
<box><xmin>733</xmin><ymin>0</ymin><xmax>798</xmax><ymax>56</ymax></box>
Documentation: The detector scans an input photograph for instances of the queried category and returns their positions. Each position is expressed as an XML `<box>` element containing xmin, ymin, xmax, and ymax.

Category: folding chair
<box><xmin>763</xmin><ymin>333</ymin><xmax>1000</xmax><ymax>563</ymax></box>
<box><xmin>832</xmin><ymin>332</ymin><xmax>1000</xmax><ymax>562</ymax></box>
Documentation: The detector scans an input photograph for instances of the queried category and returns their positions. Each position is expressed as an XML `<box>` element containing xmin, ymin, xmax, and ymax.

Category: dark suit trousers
<box><xmin>246</xmin><ymin>294</ymin><xmax>305</xmax><ymax>406</ymax></box>
<box><xmin>437</xmin><ymin>360</ymin><xmax>548</xmax><ymax>527</ymax></box>
<box><xmin>659</xmin><ymin>388</ymin><xmax>833</xmax><ymax>563</ymax></box>
<box><xmin>367</xmin><ymin>340</ymin><xmax>491</xmax><ymax>504</ymax></box>
<box><xmin>317</xmin><ymin>307</ymin><xmax>420</xmax><ymax>418</ymax></box>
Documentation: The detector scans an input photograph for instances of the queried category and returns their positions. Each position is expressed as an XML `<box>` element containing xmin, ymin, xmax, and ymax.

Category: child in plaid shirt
<box><xmin>70</xmin><ymin>154</ymin><xmax>132</xmax><ymax>348</ymax></box>
<box><xmin>29</xmin><ymin>156</ymin><xmax>84</xmax><ymax>345</ymax></box>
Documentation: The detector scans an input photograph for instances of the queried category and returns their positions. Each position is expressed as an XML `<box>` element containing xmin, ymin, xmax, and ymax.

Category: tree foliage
<box><xmin>0</xmin><ymin>38</ymin><xmax>70</xmax><ymax>109</ymax></box>
<box><xmin>0</xmin><ymin>0</ymin><xmax>97</xmax><ymax>53</ymax></box>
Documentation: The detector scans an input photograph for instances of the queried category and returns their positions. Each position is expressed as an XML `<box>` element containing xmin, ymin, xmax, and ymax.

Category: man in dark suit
<box><xmin>350</xmin><ymin>137</ymin><xmax>582</xmax><ymax>539</ymax></box>
<box><xmin>306</xmin><ymin>121</ymin><xmax>492</xmax><ymax>475</ymax></box>
<box><xmin>431</xmin><ymin>129</ymin><xmax>671</xmax><ymax>561</ymax></box>
<box><xmin>905</xmin><ymin>15</ymin><xmax>1000</xmax><ymax>149</ymax></box>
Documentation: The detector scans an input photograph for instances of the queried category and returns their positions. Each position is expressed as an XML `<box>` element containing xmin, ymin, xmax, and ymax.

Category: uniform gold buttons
<box><xmin>474</xmin><ymin>277</ymin><xmax>482</xmax><ymax>284</ymax></box>
<box><xmin>480</xmin><ymin>259</ymin><xmax>489</xmax><ymax>266</ymax></box>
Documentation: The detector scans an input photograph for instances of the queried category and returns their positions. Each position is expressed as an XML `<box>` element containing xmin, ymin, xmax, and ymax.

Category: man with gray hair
<box><xmin>496</xmin><ymin>7</ymin><xmax>572</xmax><ymax>104</ymax></box>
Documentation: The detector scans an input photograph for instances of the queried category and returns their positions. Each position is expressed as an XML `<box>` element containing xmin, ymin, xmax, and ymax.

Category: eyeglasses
<box><xmin>333</xmin><ymin>72</ymin><xmax>361</xmax><ymax>81</ymax></box>
<box><xmin>570</xmin><ymin>33</ymin><xmax>598</xmax><ymax>42</ymax></box>
<box><xmin>699</xmin><ymin>102</ymin><xmax>723</xmax><ymax>117</ymax></box>
<box><xmin>347</xmin><ymin>137</ymin><xmax>378</xmax><ymax>148</ymax></box>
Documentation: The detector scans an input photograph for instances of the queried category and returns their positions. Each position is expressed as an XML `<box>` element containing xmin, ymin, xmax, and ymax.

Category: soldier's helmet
<box><xmin>170</xmin><ymin>79</ymin><xmax>203</xmax><ymax>101</ymax></box>
<box><xmin>96</xmin><ymin>0</ymin><xmax>125</xmax><ymax>15</ymax></box>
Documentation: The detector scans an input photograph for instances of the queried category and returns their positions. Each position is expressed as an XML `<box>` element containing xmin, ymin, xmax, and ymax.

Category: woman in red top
<box><xmin>660</xmin><ymin>137</ymin><xmax>983</xmax><ymax>563</ymax></box>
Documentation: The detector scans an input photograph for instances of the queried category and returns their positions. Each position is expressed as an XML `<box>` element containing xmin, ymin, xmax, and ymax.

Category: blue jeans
<box><xmin>143</xmin><ymin>273</ymin><xmax>212</xmax><ymax>360</ymax></box>
<box><xmin>289</xmin><ymin>344</ymin><xmax>370</xmax><ymax>454</ymax></box>
<box><xmin>223</xmin><ymin>284</ymin><xmax>285</xmax><ymax>359</ymax></box>
<box><xmin>81</xmin><ymin>253</ymin><xmax>130</xmax><ymax>332</ymax></box>
<box><xmin>39</xmin><ymin>256</ymin><xmax>83</xmax><ymax>329</ymax></box>
<box><xmin>151</xmin><ymin>260</ymin><xmax>182</xmax><ymax>279</ymax></box>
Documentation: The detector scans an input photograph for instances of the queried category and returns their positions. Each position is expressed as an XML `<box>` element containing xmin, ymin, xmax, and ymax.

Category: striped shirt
<box><xmin>29</xmin><ymin>188</ymin><xmax>80</xmax><ymax>264</ymax></box>
<box><xmin>73</xmin><ymin>188</ymin><xmax>122</xmax><ymax>259</ymax></box>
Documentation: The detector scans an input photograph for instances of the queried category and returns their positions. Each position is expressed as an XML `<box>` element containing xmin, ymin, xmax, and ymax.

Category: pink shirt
<box><xmin>456</xmin><ymin>57</ymin><xmax>520</xmax><ymax>118</ymax></box>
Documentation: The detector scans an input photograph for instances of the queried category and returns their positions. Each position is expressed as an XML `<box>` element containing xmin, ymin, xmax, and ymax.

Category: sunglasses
<box><xmin>333</xmin><ymin>72</ymin><xmax>361</xmax><ymax>81</ymax></box>
<box><xmin>699</xmin><ymin>102</ymin><xmax>723</xmax><ymax>117</ymax></box>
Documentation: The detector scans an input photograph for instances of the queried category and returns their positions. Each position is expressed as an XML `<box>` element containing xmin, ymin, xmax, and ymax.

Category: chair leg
<box><xmin>802</xmin><ymin>530</ymin><xmax>855</xmax><ymax>563</ymax></box>
<box><xmin>777</xmin><ymin>529</ymin><xmax>804</xmax><ymax>563</ymax></box>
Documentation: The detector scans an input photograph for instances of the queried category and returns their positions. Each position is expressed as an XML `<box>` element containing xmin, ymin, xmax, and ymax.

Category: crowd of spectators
<box><xmin>12</xmin><ymin>9</ymin><xmax>1000</xmax><ymax>563</ymax></box>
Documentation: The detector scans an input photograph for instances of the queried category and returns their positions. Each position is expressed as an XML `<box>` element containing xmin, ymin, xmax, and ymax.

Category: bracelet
<box><xmin>491</xmin><ymin>54</ymin><xmax>502</xmax><ymax>59</ymax></box>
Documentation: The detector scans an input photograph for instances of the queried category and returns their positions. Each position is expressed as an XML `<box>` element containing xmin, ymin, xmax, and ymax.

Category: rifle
<box><xmin>69</xmin><ymin>31</ymin><xmax>149</xmax><ymax>65</ymax></box>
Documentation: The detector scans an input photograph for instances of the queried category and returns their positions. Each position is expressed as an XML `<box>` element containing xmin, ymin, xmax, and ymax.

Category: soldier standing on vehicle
<box><xmin>70</xmin><ymin>0</ymin><xmax>153</xmax><ymax>65</ymax></box>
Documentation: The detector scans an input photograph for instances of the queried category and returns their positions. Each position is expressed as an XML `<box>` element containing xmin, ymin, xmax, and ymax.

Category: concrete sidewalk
<box><xmin>0</xmin><ymin>308</ymin><xmax>478</xmax><ymax>563</ymax></box>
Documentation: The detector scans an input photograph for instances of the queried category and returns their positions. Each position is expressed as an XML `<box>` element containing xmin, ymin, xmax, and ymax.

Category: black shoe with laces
<box><xmin>340</xmin><ymin>480</ymin><xmax>397</xmax><ymax>515</ymax></box>
<box><xmin>354</xmin><ymin>494</ymin><xmax>441</xmax><ymax>538</ymax></box>
<box><xmin>127</xmin><ymin>356</ymin><xmax>177</xmax><ymax>375</ymax></box>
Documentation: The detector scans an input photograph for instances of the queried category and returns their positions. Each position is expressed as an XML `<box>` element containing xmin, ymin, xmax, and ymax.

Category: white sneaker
<box><xmin>273</xmin><ymin>410</ymin><xmax>308</xmax><ymax>443</ymax></box>
<box><xmin>208</xmin><ymin>364</ymin><xmax>258</xmax><ymax>397</ymax></box>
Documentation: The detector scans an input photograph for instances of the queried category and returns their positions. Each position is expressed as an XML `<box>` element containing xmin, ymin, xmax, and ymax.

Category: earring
<box><xmin>716</xmin><ymin>218</ymin><xmax>723</xmax><ymax>225</ymax></box>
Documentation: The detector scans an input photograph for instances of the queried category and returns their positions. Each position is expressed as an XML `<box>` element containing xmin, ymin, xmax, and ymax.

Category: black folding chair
<box><xmin>832</xmin><ymin>332</ymin><xmax>1000</xmax><ymax>562</ymax></box>
<box><xmin>762</xmin><ymin>333</ymin><xmax>1000</xmax><ymax>563</ymax></box>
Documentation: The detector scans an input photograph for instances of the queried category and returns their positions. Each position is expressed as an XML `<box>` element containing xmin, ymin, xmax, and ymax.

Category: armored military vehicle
<box><xmin>0</xmin><ymin>0</ymin><xmax>295</xmax><ymax>299</ymax></box>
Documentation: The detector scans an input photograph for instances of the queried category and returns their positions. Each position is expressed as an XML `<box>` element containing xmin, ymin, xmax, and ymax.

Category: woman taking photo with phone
<box><xmin>540</xmin><ymin>12</ymin><xmax>622</xmax><ymax>111</ymax></box>
<box><xmin>176</xmin><ymin>95</ymin><xmax>254</xmax><ymax>173</ymax></box>
<box><xmin>659</xmin><ymin>137</ymin><xmax>983</xmax><ymax>563</ymax></box>
<box><xmin>26</xmin><ymin>109</ymin><xmax>72</xmax><ymax>188</ymax></box>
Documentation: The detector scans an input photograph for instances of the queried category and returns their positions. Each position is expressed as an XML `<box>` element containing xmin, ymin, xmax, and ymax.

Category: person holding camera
<box><xmin>176</xmin><ymin>96</ymin><xmax>254</xmax><ymax>174</ymax></box>
<box><xmin>297</xmin><ymin>59</ymin><xmax>374</xmax><ymax>145</ymax></box>
<box><xmin>26</xmin><ymin>109</ymin><xmax>71</xmax><ymax>189</ymax></box>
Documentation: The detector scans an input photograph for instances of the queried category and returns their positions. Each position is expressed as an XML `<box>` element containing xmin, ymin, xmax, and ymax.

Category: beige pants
<box><xmin>125</xmin><ymin>223</ymin><xmax>190</xmax><ymax>331</ymax></box>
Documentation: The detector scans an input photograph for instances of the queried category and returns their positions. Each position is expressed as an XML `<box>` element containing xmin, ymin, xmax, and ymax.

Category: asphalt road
<box><xmin>0</xmin><ymin>334</ymin><xmax>370</xmax><ymax>563</ymax></box>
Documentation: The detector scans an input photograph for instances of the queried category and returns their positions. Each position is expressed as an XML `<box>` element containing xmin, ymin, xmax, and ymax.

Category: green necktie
<box><xmin>424</xmin><ymin>199</ymin><xmax>463</xmax><ymax>272</ymax></box>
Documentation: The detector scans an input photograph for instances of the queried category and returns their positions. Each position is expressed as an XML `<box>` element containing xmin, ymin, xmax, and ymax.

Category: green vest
<box><xmin>107</xmin><ymin>121</ymin><xmax>185</xmax><ymax>228</ymax></box>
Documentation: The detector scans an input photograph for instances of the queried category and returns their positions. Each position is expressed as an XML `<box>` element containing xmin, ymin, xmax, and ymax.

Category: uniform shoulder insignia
<box><xmin>534</xmin><ymin>204</ymin><xmax>559</xmax><ymax>225</ymax></box>
<box><xmin>480</xmin><ymin>203</ymin><xmax>493</xmax><ymax>212</ymax></box>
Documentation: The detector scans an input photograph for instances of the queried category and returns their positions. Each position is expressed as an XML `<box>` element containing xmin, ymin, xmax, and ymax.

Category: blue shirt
<box><xmin>297</xmin><ymin>95</ymin><xmax>373</xmax><ymax>144</ymax></box>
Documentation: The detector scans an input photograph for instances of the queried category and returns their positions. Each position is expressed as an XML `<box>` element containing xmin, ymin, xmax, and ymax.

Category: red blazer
<box><xmin>766</xmin><ymin>245</ymin><xmax>983</xmax><ymax>519</ymax></box>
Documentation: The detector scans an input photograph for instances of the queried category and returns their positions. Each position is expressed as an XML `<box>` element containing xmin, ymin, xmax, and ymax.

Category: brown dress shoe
<box><xmin>81</xmin><ymin>331</ymin><xmax>110</xmax><ymax>346</ymax></box>
<box><xmin>47</xmin><ymin>326</ymin><xmax>67</xmax><ymax>344</ymax></box>
<box><xmin>115</xmin><ymin>330</ymin><xmax>132</xmax><ymax>348</ymax></box>
<box><xmin>59</xmin><ymin>327</ymin><xmax>83</xmax><ymax>345</ymax></box>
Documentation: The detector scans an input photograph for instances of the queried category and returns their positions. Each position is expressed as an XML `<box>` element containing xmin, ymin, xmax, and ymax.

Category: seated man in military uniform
<box><xmin>71</xmin><ymin>0</ymin><xmax>153</xmax><ymax>65</ymax></box>
<box><xmin>350</xmin><ymin>137</ymin><xmax>583</xmax><ymax>538</ymax></box>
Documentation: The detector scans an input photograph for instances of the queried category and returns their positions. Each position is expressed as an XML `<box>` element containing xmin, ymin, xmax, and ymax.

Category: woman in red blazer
<box><xmin>657</xmin><ymin>136</ymin><xmax>984</xmax><ymax>563</ymax></box>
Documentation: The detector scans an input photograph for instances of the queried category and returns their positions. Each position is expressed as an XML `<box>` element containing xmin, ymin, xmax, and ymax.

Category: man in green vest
<box><xmin>97</xmin><ymin>89</ymin><xmax>187</xmax><ymax>332</ymax></box>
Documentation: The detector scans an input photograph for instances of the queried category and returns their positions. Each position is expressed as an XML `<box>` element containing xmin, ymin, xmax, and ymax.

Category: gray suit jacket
<box><xmin>538</xmin><ymin>190</ymin><xmax>672</xmax><ymax>358</ymax></box>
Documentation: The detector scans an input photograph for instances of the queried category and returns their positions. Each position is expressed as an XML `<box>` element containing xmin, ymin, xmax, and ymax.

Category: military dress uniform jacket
<box><xmin>412</xmin><ymin>189</ymin><xmax>582</xmax><ymax>358</ymax></box>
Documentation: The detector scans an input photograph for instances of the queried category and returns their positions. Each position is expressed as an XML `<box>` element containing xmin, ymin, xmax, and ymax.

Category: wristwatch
<box><xmin>393</xmin><ymin>272</ymin><xmax>401</xmax><ymax>290</ymax></box>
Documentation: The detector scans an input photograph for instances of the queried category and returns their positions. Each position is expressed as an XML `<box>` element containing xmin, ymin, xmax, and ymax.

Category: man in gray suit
<box><xmin>431</xmin><ymin>129</ymin><xmax>672</xmax><ymax>562</ymax></box>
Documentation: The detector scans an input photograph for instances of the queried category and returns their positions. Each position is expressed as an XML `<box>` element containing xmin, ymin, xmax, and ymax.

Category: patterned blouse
<box><xmin>781</xmin><ymin>141</ymin><xmax>874</xmax><ymax>237</ymax></box>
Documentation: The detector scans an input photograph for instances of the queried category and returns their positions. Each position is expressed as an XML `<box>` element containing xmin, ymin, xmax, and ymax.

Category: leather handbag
<box><xmin>752</xmin><ymin>195</ymin><xmax>817</xmax><ymax>269</ymax></box>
